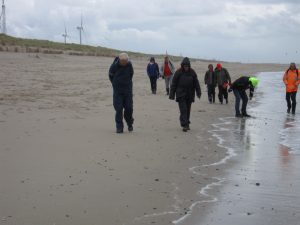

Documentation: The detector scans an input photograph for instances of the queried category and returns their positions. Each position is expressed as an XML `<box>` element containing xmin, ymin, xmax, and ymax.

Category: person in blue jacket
<box><xmin>109</xmin><ymin>53</ymin><xmax>134</xmax><ymax>133</ymax></box>
<box><xmin>147</xmin><ymin>57</ymin><xmax>160</xmax><ymax>94</ymax></box>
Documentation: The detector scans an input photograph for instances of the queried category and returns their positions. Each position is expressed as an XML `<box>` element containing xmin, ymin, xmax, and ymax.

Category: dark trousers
<box><xmin>286</xmin><ymin>92</ymin><xmax>297</xmax><ymax>113</ymax></box>
<box><xmin>149</xmin><ymin>76</ymin><xmax>158</xmax><ymax>93</ymax></box>
<box><xmin>113</xmin><ymin>92</ymin><xmax>134</xmax><ymax>130</ymax></box>
<box><xmin>207</xmin><ymin>85</ymin><xmax>216</xmax><ymax>103</ymax></box>
<box><xmin>178</xmin><ymin>98</ymin><xmax>192</xmax><ymax>127</ymax></box>
<box><xmin>218</xmin><ymin>85</ymin><xmax>228</xmax><ymax>103</ymax></box>
<box><xmin>233</xmin><ymin>89</ymin><xmax>248</xmax><ymax>116</ymax></box>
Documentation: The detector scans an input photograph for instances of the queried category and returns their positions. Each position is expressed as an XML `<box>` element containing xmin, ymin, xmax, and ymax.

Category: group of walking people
<box><xmin>109</xmin><ymin>53</ymin><xmax>299</xmax><ymax>133</ymax></box>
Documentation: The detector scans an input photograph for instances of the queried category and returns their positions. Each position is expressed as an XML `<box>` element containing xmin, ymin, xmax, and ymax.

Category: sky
<box><xmin>2</xmin><ymin>0</ymin><xmax>300</xmax><ymax>63</ymax></box>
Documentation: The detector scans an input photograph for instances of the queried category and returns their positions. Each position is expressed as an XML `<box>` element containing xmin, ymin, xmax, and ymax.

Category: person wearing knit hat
<box><xmin>228</xmin><ymin>76</ymin><xmax>259</xmax><ymax>118</ymax></box>
<box><xmin>109</xmin><ymin>53</ymin><xmax>134</xmax><ymax>133</ymax></box>
<box><xmin>146</xmin><ymin>57</ymin><xmax>160</xmax><ymax>94</ymax></box>
<box><xmin>169</xmin><ymin>57</ymin><xmax>201</xmax><ymax>132</ymax></box>
<box><xmin>215</xmin><ymin>63</ymin><xmax>232</xmax><ymax>104</ymax></box>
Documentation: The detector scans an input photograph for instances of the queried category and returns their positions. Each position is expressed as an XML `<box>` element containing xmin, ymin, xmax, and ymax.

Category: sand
<box><xmin>0</xmin><ymin>52</ymin><xmax>287</xmax><ymax>225</ymax></box>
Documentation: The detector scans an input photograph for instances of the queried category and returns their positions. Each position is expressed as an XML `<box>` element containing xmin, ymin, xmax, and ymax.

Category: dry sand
<box><xmin>0</xmin><ymin>52</ymin><xmax>287</xmax><ymax>225</ymax></box>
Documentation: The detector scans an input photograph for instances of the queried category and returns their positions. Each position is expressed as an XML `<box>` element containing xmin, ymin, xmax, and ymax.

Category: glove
<box><xmin>250</xmin><ymin>92</ymin><xmax>253</xmax><ymax>100</ymax></box>
<box><xmin>228</xmin><ymin>88</ymin><xmax>233</xmax><ymax>93</ymax></box>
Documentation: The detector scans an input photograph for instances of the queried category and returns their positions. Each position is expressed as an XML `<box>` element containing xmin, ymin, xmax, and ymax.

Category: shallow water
<box><xmin>189</xmin><ymin>72</ymin><xmax>300</xmax><ymax>225</ymax></box>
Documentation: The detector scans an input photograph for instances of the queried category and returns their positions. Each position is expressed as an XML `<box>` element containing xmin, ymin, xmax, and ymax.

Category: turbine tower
<box><xmin>62</xmin><ymin>25</ymin><xmax>69</xmax><ymax>44</ymax></box>
<box><xmin>1</xmin><ymin>0</ymin><xmax>6</xmax><ymax>34</ymax></box>
<box><xmin>77</xmin><ymin>15</ymin><xmax>84</xmax><ymax>45</ymax></box>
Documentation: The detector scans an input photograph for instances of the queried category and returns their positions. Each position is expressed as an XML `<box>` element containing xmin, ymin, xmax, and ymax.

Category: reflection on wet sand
<box><xmin>191</xmin><ymin>72</ymin><xmax>300</xmax><ymax>225</ymax></box>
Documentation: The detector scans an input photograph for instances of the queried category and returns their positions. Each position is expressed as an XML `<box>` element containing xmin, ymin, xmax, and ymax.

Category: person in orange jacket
<box><xmin>283</xmin><ymin>62</ymin><xmax>300</xmax><ymax>114</ymax></box>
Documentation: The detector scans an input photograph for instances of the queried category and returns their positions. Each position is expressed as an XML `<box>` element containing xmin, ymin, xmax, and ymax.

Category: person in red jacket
<box><xmin>283</xmin><ymin>62</ymin><xmax>300</xmax><ymax>114</ymax></box>
<box><xmin>160</xmin><ymin>56</ymin><xmax>175</xmax><ymax>95</ymax></box>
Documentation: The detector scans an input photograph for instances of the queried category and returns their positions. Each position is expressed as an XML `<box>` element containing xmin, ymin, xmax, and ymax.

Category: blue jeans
<box><xmin>113</xmin><ymin>91</ymin><xmax>134</xmax><ymax>130</ymax></box>
<box><xmin>233</xmin><ymin>89</ymin><xmax>248</xmax><ymax>116</ymax></box>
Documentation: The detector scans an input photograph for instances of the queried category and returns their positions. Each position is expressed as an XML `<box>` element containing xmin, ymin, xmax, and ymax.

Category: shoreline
<box><xmin>0</xmin><ymin>52</ymin><xmax>288</xmax><ymax>225</ymax></box>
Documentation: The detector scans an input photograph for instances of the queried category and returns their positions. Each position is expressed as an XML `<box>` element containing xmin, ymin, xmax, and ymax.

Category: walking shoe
<box><xmin>242</xmin><ymin>114</ymin><xmax>251</xmax><ymax>118</ymax></box>
<box><xmin>287</xmin><ymin>108</ymin><xmax>291</xmax><ymax>114</ymax></box>
<box><xmin>128</xmin><ymin>125</ymin><xmax>133</xmax><ymax>132</ymax></box>
<box><xmin>116</xmin><ymin>129</ymin><xmax>123</xmax><ymax>134</ymax></box>
<box><xmin>226</xmin><ymin>99</ymin><xmax>228</xmax><ymax>104</ymax></box>
<box><xmin>292</xmin><ymin>111</ymin><xmax>296</xmax><ymax>115</ymax></box>
<box><xmin>236</xmin><ymin>114</ymin><xmax>243</xmax><ymax>118</ymax></box>
<box><xmin>182</xmin><ymin>126</ymin><xmax>189</xmax><ymax>132</ymax></box>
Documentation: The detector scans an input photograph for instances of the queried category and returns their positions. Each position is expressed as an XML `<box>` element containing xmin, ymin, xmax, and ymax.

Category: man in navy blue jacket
<box><xmin>147</xmin><ymin>57</ymin><xmax>160</xmax><ymax>94</ymax></box>
<box><xmin>109</xmin><ymin>53</ymin><xmax>134</xmax><ymax>133</ymax></box>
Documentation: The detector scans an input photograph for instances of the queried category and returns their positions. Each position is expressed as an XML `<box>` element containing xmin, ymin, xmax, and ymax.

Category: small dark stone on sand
<box><xmin>247</xmin><ymin>212</ymin><xmax>252</xmax><ymax>216</ymax></box>
<box><xmin>256</xmin><ymin>183</ymin><xmax>260</xmax><ymax>186</ymax></box>
<box><xmin>155</xmin><ymin>179</ymin><xmax>159</xmax><ymax>182</ymax></box>
<box><xmin>65</xmin><ymin>214</ymin><xmax>70</xmax><ymax>218</ymax></box>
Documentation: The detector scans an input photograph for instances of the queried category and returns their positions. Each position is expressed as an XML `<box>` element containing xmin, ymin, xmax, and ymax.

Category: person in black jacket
<box><xmin>169</xmin><ymin>57</ymin><xmax>201</xmax><ymax>132</ymax></box>
<box><xmin>204</xmin><ymin>64</ymin><xmax>217</xmax><ymax>103</ymax></box>
<box><xmin>228</xmin><ymin>76</ymin><xmax>259</xmax><ymax>118</ymax></box>
<box><xmin>109</xmin><ymin>53</ymin><xmax>134</xmax><ymax>133</ymax></box>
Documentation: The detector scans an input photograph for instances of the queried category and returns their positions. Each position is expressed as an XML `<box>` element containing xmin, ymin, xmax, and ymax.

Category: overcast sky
<box><xmin>3</xmin><ymin>0</ymin><xmax>300</xmax><ymax>63</ymax></box>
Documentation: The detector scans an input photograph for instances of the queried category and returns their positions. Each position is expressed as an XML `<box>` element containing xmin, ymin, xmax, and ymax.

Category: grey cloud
<box><xmin>3</xmin><ymin>0</ymin><xmax>300</xmax><ymax>63</ymax></box>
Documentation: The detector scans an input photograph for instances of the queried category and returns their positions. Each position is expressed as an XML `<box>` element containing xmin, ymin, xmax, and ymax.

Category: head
<box><xmin>208</xmin><ymin>64</ymin><xmax>214</xmax><ymax>71</ymax></box>
<box><xmin>289</xmin><ymin>62</ymin><xmax>296</xmax><ymax>70</ymax></box>
<box><xmin>249</xmin><ymin>77</ymin><xmax>259</xmax><ymax>88</ymax></box>
<box><xmin>119</xmin><ymin>53</ymin><xmax>129</xmax><ymax>66</ymax></box>
<box><xmin>150</xmin><ymin>57</ymin><xmax>155</xmax><ymax>63</ymax></box>
<box><xmin>181</xmin><ymin>57</ymin><xmax>191</xmax><ymax>72</ymax></box>
<box><xmin>216</xmin><ymin>63</ymin><xmax>222</xmax><ymax>70</ymax></box>
<box><xmin>164</xmin><ymin>56</ymin><xmax>169</xmax><ymax>64</ymax></box>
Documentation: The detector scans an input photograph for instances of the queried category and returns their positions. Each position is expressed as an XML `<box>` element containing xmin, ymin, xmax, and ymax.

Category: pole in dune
<box><xmin>77</xmin><ymin>15</ymin><xmax>84</xmax><ymax>45</ymax></box>
<box><xmin>1</xmin><ymin>0</ymin><xmax>6</xmax><ymax>34</ymax></box>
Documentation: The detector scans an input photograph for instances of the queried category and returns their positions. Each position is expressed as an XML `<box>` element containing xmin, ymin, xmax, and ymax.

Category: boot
<box><xmin>166</xmin><ymin>88</ymin><xmax>170</xmax><ymax>96</ymax></box>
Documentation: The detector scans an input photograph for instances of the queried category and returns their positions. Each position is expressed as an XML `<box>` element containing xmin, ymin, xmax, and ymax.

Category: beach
<box><xmin>0</xmin><ymin>52</ymin><xmax>288</xmax><ymax>225</ymax></box>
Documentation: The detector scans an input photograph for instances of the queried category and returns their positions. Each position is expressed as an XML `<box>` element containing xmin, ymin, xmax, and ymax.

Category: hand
<box><xmin>197</xmin><ymin>94</ymin><xmax>201</xmax><ymax>99</ymax></box>
<box><xmin>250</xmin><ymin>93</ymin><xmax>253</xmax><ymax>100</ymax></box>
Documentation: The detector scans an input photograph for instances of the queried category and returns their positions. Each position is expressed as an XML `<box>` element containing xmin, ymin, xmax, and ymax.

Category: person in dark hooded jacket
<box><xmin>204</xmin><ymin>64</ymin><xmax>217</xmax><ymax>103</ymax></box>
<box><xmin>147</xmin><ymin>57</ymin><xmax>160</xmax><ymax>94</ymax></box>
<box><xmin>109</xmin><ymin>53</ymin><xmax>134</xmax><ymax>133</ymax></box>
<box><xmin>169</xmin><ymin>57</ymin><xmax>201</xmax><ymax>132</ymax></box>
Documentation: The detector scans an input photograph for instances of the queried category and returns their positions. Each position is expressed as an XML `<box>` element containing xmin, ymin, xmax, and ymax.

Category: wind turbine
<box><xmin>62</xmin><ymin>24</ymin><xmax>69</xmax><ymax>44</ymax></box>
<box><xmin>77</xmin><ymin>15</ymin><xmax>84</xmax><ymax>45</ymax></box>
<box><xmin>1</xmin><ymin>0</ymin><xmax>6</xmax><ymax>34</ymax></box>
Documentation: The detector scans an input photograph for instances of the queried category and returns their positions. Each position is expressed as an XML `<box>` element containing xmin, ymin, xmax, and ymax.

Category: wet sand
<box><xmin>0</xmin><ymin>52</ymin><xmax>288</xmax><ymax>225</ymax></box>
<box><xmin>185</xmin><ymin>72</ymin><xmax>300</xmax><ymax>225</ymax></box>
